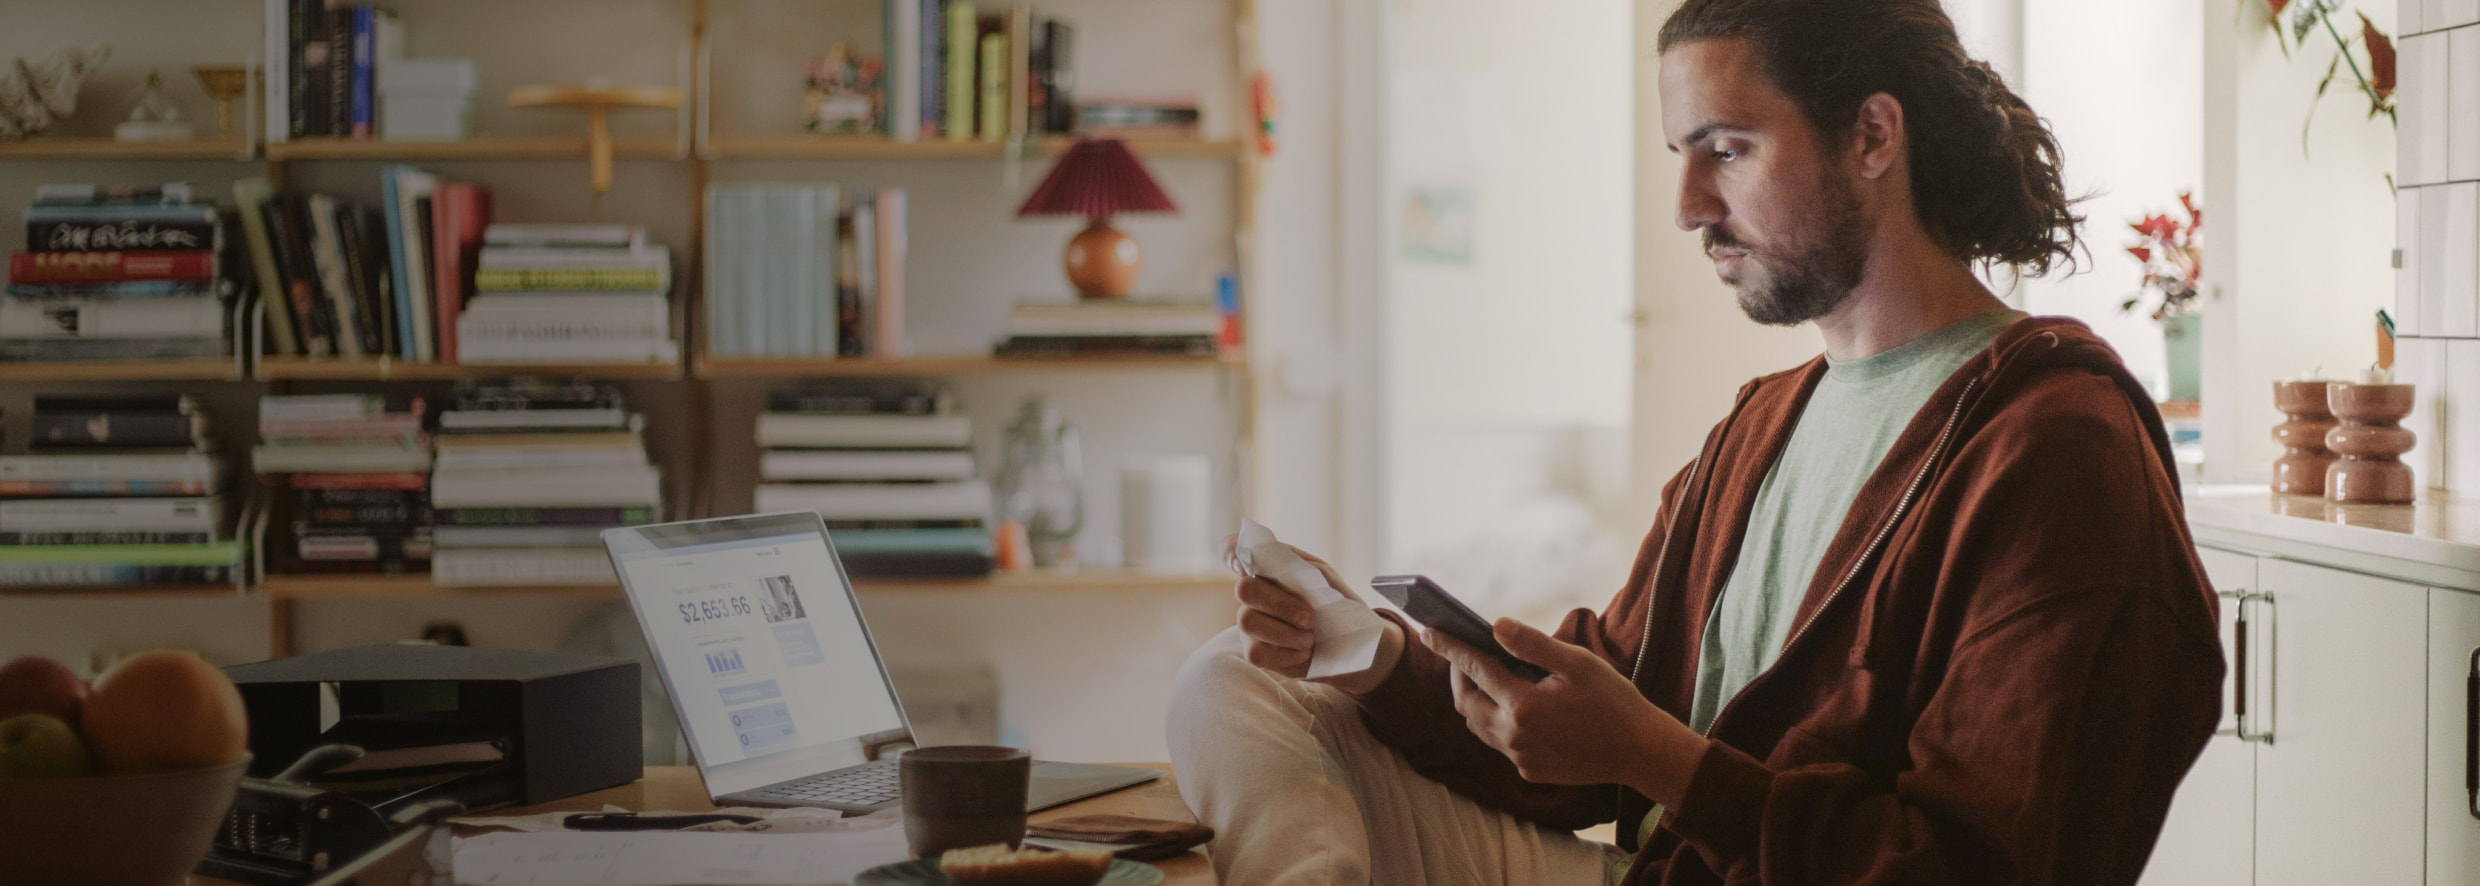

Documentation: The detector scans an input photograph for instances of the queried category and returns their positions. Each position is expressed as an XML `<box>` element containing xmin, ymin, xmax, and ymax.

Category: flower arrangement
<box><xmin>2122</xmin><ymin>192</ymin><xmax>2203</xmax><ymax>323</ymax></box>
<box><xmin>2262</xmin><ymin>0</ymin><xmax>2397</xmax><ymax>148</ymax></box>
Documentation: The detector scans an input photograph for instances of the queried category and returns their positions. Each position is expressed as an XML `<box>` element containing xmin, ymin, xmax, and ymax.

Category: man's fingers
<box><xmin>1422</xmin><ymin>627</ymin><xmax>1520</xmax><ymax>704</ymax></box>
<box><xmin>1493</xmin><ymin>618</ymin><xmax>1589</xmax><ymax>674</ymax></box>
<box><xmin>1235</xmin><ymin>577</ymin><xmax>1316</xmax><ymax>628</ymax></box>
<box><xmin>1238</xmin><ymin>606</ymin><xmax>1314</xmax><ymax>650</ymax></box>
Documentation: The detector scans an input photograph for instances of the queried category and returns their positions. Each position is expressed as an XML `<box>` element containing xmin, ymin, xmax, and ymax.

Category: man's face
<box><xmin>1659</xmin><ymin>38</ymin><xmax>1870</xmax><ymax>326</ymax></box>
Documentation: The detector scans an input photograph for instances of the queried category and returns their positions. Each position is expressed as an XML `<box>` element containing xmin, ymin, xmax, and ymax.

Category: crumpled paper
<box><xmin>1232</xmin><ymin>517</ymin><xmax>1389</xmax><ymax>678</ymax></box>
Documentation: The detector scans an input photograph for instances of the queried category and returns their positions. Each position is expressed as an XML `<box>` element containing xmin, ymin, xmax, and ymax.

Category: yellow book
<box><xmin>978</xmin><ymin>32</ymin><xmax>1007</xmax><ymax>142</ymax></box>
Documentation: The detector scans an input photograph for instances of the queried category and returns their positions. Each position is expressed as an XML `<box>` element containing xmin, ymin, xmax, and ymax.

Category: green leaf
<box><xmin>2303</xmin><ymin>54</ymin><xmax>2340</xmax><ymax>157</ymax></box>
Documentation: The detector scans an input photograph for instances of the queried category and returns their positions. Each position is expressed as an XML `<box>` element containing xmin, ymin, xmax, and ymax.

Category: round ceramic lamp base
<box><xmin>1064</xmin><ymin>218</ymin><xmax>1142</xmax><ymax>299</ymax></box>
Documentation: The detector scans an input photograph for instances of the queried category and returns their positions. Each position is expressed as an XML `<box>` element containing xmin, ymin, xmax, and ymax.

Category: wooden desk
<box><xmin>198</xmin><ymin>765</ymin><xmax>1213</xmax><ymax>885</ymax></box>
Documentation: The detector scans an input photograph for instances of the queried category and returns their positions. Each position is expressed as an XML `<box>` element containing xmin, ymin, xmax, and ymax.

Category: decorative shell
<box><xmin>0</xmin><ymin>44</ymin><xmax>113</xmax><ymax>141</ymax></box>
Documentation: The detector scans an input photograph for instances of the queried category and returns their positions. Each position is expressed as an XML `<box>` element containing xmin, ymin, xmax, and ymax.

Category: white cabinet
<box><xmin>2254</xmin><ymin>559</ymin><xmax>2429</xmax><ymax>886</ymax></box>
<box><xmin>2433</xmin><ymin>588</ymin><xmax>2480</xmax><ymax>882</ymax></box>
<box><xmin>2139</xmin><ymin>546</ymin><xmax>2255</xmax><ymax>886</ymax></box>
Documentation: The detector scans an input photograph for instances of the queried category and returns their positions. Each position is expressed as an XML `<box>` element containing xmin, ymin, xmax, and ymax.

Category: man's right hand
<box><xmin>1224</xmin><ymin>535</ymin><xmax>1404</xmax><ymax>693</ymax></box>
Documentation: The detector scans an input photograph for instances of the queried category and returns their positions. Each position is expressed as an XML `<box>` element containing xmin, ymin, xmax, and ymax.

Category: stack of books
<box><xmin>429</xmin><ymin>380</ymin><xmax>662</xmax><ymax>587</ymax></box>
<box><xmin>459</xmin><ymin>224</ymin><xmax>678</xmax><ymax>365</ymax></box>
<box><xmin>994</xmin><ymin>299</ymin><xmax>1221</xmax><ymax>357</ymax></box>
<box><xmin>751</xmin><ymin>379</ymin><xmax>993</xmax><ymax>577</ymax></box>
<box><xmin>882</xmin><ymin>1</ymin><xmax>1076</xmax><ymax>142</ymax></box>
<box><xmin>255</xmin><ymin>393</ymin><xmax>434</xmax><ymax>574</ymax></box>
<box><xmin>236</xmin><ymin>170</ymin><xmax>495</xmax><ymax>363</ymax></box>
<box><xmin>6</xmin><ymin>184</ymin><xmax>235</xmax><ymax>362</ymax></box>
<box><xmin>0</xmin><ymin>395</ymin><xmax>237</xmax><ymax>586</ymax></box>
<box><xmin>703</xmin><ymin>186</ymin><xmax>907</xmax><ymax>360</ymax></box>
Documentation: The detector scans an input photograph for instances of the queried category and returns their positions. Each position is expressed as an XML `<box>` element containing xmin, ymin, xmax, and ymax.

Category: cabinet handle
<box><xmin>2214</xmin><ymin>589</ymin><xmax>2254</xmax><ymax>741</ymax></box>
<box><xmin>2466</xmin><ymin>646</ymin><xmax>2475</xmax><ymax>821</ymax></box>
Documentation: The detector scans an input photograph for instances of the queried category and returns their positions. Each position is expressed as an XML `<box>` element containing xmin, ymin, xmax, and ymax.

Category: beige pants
<box><xmin>1166</xmin><ymin>627</ymin><xmax>1624</xmax><ymax>886</ymax></box>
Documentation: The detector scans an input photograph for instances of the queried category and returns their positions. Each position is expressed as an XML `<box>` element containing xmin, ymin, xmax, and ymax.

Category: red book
<box><xmin>289</xmin><ymin>472</ymin><xmax>430</xmax><ymax>490</ymax></box>
<box><xmin>428</xmin><ymin>182</ymin><xmax>491</xmax><ymax>364</ymax></box>
<box><xmin>9</xmin><ymin>250</ymin><xmax>217</xmax><ymax>283</ymax></box>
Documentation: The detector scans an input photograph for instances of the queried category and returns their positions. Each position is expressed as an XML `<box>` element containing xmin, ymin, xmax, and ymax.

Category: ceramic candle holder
<box><xmin>2271</xmin><ymin>380</ymin><xmax>2339</xmax><ymax>496</ymax></box>
<box><xmin>2323</xmin><ymin>382</ymin><xmax>2417</xmax><ymax>505</ymax></box>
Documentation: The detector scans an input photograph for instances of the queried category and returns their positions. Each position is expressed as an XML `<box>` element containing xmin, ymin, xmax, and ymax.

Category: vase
<box><xmin>2162</xmin><ymin>312</ymin><xmax>2202</xmax><ymax>403</ymax></box>
<box><xmin>2271</xmin><ymin>380</ymin><xmax>2339</xmax><ymax>496</ymax></box>
<box><xmin>2323</xmin><ymin>382</ymin><xmax>2417</xmax><ymax>505</ymax></box>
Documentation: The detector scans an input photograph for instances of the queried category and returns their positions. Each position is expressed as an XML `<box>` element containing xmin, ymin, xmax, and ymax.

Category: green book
<box><xmin>473</xmin><ymin>267</ymin><xmax>670</xmax><ymax>291</ymax></box>
<box><xmin>0</xmin><ymin>541</ymin><xmax>242</xmax><ymax>566</ymax></box>
<box><xmin>945</xmin><ymin>1</ymin><xmax>978</xmax><ymax>142</ymax></box>
<box><xmin>978</xmin><ymin>31</ymin><xmax>1007</xmax><ymax>142</ymax></box>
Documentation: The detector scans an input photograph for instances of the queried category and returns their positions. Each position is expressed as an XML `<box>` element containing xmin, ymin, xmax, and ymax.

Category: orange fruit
<box><xmin>79</xmin><ymin>651</ymin><xmax>247</xmax><ymax>774</ymax></box>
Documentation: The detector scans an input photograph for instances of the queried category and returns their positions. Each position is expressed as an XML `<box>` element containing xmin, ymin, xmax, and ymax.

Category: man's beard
<box><xmin>1709</xmin><ymin>170</ymin><xmax>1869</xmax><ymax>327</ymax></box>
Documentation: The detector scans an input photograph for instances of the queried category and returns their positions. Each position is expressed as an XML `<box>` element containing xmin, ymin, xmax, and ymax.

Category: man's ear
<box><xmin>1850</xmin><ymin>92</ymin><xmax>1906</xmax><ymax>181</ymax></box>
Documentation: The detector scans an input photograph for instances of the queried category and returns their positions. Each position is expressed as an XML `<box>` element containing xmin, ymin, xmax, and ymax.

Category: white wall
<box><xmin>2202</xmin><ymin>1</ymin><xmax>2400</xmax><ymax>482</ymax></box>
<box><xmin>2014</xmin><ymin>0</ymin><xmax>2205</xmax><ymax>398</ymax></box>
<box><xmin>1378</xmin><ymin>0</ymin><xmax>1638</xmax><ymax>621</ymax></box>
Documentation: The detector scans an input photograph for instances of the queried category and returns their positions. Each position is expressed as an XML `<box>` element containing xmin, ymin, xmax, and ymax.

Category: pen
<box><xmin>563</xmin><ymin>812</ymin><xmax>765</xmax><ymax>831</ymax></box>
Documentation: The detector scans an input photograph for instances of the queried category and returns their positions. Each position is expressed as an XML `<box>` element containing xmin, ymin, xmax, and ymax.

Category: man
<box><xmin>1166</xmin><ymin>1</ymin><xmax>2225</xmax><ymax>885</ymax></box>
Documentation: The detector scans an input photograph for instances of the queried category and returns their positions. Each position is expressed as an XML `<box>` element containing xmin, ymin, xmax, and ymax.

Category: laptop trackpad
<box><xmin>1026</xmin><ymin>761</ymin><xmax>1164</xmax><ymax>812</ymax></box>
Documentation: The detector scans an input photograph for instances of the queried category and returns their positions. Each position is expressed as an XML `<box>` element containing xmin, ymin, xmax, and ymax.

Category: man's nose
<box><xmin>1675</xmin><ymin>170</ymin><xmax>1722</xmax><ymax>233</ymax></box>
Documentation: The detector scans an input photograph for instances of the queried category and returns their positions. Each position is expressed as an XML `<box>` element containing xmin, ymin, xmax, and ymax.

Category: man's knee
<box><xmin>1171</xmin><ymin>626</ymin><xmax>1261</xmax><ymax>721</ymax></box>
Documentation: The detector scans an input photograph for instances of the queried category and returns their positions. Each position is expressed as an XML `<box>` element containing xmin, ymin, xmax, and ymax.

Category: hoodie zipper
<box><xmin>1697</xmin><ymin>376</ymin><xmax>1981</xmax><ymax>741</ymax></box>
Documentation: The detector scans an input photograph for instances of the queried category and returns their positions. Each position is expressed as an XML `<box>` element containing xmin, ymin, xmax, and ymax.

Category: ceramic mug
<box><xmin>900</xmin><ymin>745</ymin><xmax>1031</xmax><ymax>859</ymax></box>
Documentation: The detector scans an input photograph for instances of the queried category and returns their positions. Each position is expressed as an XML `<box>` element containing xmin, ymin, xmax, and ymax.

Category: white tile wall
<box><xmin>2449</xmin><ymin>0</ymin><xmax>2480</xmax><ymax>29</ymax></box>
<box><xmin>2444</xmin><ymin>183</ymin><xmax>2480</xmax><ymax>336</ymax></box>
<box><xmin>2405</xmin><ymin>33</ymin><xmax>2433</xmax><ymax>185</ymax></box>
<box><xmin>2422</xmin><ymin>184</ymin><xmax>2457</xmax><ymax>330</ymax></box>
<box><xmin>2454</xmin><ymin>28</ymin><xmax>2480</xmax><ymax>181</ymax></box>
<box><xmin>2448</xmin><ymin>340</ymin><xmax>2480</xmax><ymax>490</ymax></box>
<box><xmin>2408</xmin><ymin>0</ymin><xmax>2428</xmax><ymax>36</ymax></box>
<box><xmin>2415</xmin><ymin>33</ymin><xmax>2454</xmax><ymax>185</ymax></box>
<box><xmin>2397</xmin><ymin>337</ymin><xmax>2449</xmax><ymax>488</ymax></box>
<box><xmin>2402</xmin><ymin>187</ymin><xmax>2426</xmax><ymax>334</ymax></box>
<box><xmin>2429</xmin><ymin>0</ymin><xmax>2452</xmax><ymax>34</ymax></box>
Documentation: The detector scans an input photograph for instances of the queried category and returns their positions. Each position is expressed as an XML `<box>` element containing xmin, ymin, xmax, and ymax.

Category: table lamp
<box><xmin>1016</xmin><ymin>138</ymin><xmax>1177</xmax><ymax>299</ymax></box>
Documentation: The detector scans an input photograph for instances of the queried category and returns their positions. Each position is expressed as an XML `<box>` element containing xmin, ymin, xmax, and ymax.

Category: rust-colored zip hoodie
<box><xmin>1354</xmin><ymin>317</ymin><xmax>2225</xmax><ymax>885</ymax></box>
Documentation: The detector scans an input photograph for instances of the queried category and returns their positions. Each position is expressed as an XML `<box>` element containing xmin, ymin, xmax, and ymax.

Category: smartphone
<box><xmin>1371</xmin><ymin>574</ymin><xmax>1550</xmax><ymax>682</ymax></box>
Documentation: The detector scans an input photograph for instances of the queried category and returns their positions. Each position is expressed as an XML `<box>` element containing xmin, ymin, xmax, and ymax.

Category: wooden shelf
<box><xmin>695</xmin><ymin>353</ymin><xmax>1242</xmax><ymax>378</ymax></box>
<box><xmin>0</xmin><ymin>359</ymin><xmax>246</xmax><ymax>381</ymax></box>
<box><xmin>256</xmin><ymin>357</ymin><xmax>686</xmax><ymax>381</ymax></box>
<box><xmin>0</xmin><ymin>585</ymin><xmax>250</xmax><ymax>600</ymax></box>
<box><xmin>267</xmin><ymin>136</ymin><xmax>682</xmax><ymax>161</ymax></box>
<box><xmin>254</xmin><ymin>569</ymin><xmax>1230</xmax><ymax>599</ymax></box>
<box><xmin>0</xmin><ymin>138</ymin><xmax>252</xmax><ymax>160</ymax></box>
<box><xmin>702</xmin><ymin>135</ymin><xmax>1245</xmax><ymax>161</ymax></box>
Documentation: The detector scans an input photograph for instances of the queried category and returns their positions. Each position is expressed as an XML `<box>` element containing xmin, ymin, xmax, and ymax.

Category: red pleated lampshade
<box><xmin>1016</xmin><ymin>138</ymin><xmax>1179</xmax><ymax>220</ymax></box>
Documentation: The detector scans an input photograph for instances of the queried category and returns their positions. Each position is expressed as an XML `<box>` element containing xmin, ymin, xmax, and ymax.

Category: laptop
<box><xmin>604</xmin><ymin>511</ymin><xmax>1162</xmax><ymax>812</ymax></box>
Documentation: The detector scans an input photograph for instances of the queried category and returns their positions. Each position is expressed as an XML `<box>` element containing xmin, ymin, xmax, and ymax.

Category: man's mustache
<box><xmin>1703</xmin><ymin>228</ymin><xmax>1746</xmax><ymax>255</ymax></box>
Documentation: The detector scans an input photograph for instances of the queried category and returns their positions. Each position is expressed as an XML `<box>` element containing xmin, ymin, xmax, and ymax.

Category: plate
<box><xmin>852</xmin><ymin>858</ymin><xmax>1165</xmax><ymax>886</ymax></box>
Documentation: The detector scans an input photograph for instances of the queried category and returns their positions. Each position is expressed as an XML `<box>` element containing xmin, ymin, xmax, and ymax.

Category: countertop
<box><xmin>2185</xmin><ymin>485</ymin><xmax>2480</xmax><ymax>589</ymax></box>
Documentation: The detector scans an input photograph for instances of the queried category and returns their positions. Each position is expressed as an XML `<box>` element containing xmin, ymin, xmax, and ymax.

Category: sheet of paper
<box><xmin>451</xmin><ymin>823</ymin><xmax>911</xmax><ymax>886</ymax></box>
<box><xmin>453</xmin><ymin>805</ymin><xmax>885</xmax><ymax>834</ymax></box>
<box><xmin>1234</xmin><ymin>517</ymin><xmax>1388</xmax><ymax>678</ymax></box>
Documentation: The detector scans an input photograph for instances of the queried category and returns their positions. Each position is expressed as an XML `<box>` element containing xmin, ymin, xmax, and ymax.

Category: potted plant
<box><xmin>2123</xmin><ymin>191</ymin><xmax>2204</xmax><ymax>402</ymax></box>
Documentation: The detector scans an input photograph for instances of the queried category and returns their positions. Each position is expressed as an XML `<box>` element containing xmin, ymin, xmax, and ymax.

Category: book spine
<box><xmin>335</xmin><ymin>202</ymin><xmax>389</xmax><ymax>355</ymax></box>
<box><xmin>266</xmin><ymin>195</ymin><xmax>337</xmax><ymax>356</ymax></box>
<box><xmin>454</xmin><ymin>316</ymin><xmax>671</xmax><ymax>341</ymax></box>
<box><xmin>922</xmin><ymin>0</ymin><xmax>945</xmax><ymax>138</ymax></box>
<box><xmin>305</xmin><ymin>195</ymin><xmax>368</xmax><ymax>357</ymax></box>
<box><xmin>29</xmin><ymin>412</ymin><xmax>201</xmax><ymax>449</ymax></box>
<box><xmin>0</xmin><ymin>339</ymin><xmax>227</xmax><ymax>362</ymax></box>
<box><xmin>33</xmin><ymin>394</ymin><xmax>195</xmax><ymax>413</ymax></box>
<box><xmin>875</xmin><ymin>190</ymin><xmax>907</xmax><ymax>357</ymax></box>
<box><xmin>835</xmin><ymin>211</ymin><xmax>863</xmax><ymax>355</ymax></box>
<box><xmin>349</xmin><ymin>4</ymin><xmax>376</xmax><ymax>139</ymax></box>
<box><xmin>1043</xmin><ymin>21</ymin><xmax>1074</xmax><ymax>133</ymax></box>
<box><xmin>434</xmin><ymin>506</ymin><xmax>655</xmax><ymax>526</ymax></box>
<box><xmin>978</xmin><ymin>30</ymin><xmax>1006</xmax><ymax>141</ymax></box>
<box><xmin>944</xmin><ymin>1</ymin><xmax>977</xmax><ymax>142</ymax></box>
<box><xmin>296</xmin><ymin>502</ymin><xmax>428</xmax><ymax>525</ymax></box>
<box><xmin>471</xmin><ymin>267</ymin><xmax>669</xmax><ymax>291</ymax></box>
<box><xmin>431</xmin><ymin>548</ymin><xmax>616</xmax><ymax>586</ymax></box>
<box><xmin>9</xmin><ymin>251</ymin><xmax>217</xmax><ymax>284</ymax></box>
<box><xmin>259</xmin><ymin>416</ymin><xmax>424</xmax><ymax>437</ymax></box>
<box><xmin>0</xmin><ymin>298</ymin><xmax>229</xmax><ymax>339</ymax></box>
<box><xmin>325</xmin><ymin>1</ymin><xmax>353</xmax><ymax>138</ymax></box>
<box><xmin>0</xmin><ymin>480</ymin><xmax>215</xmax><ymax>497</ymax></box>
<box><xmin>290</xmin><ymin>471</ymin><xmax>429</xmax><ymax>490</ymax></box>
<box><xmin>837</xmin><ymin>551</ymin><xmax>994</xmax><ymax>577</ymax></box>
<box><xmin>433</xmin><ymin>182</ymin><xmax>493</xmax><ymax>364</ymax></box>
<box><xmin>267</xmin><ymin>0</ymin><xmax>291</xmax><ymax>143</ymax></box>
<box><xmin>0</xmin><ymin>531</ymin><xmax>215</xmax><ymax>545</ymax></box>
<box><xmin>234</xmin><ymin>178</ymin><xmax>302</xmax><ymax>355</ymax></box>
<box><xmin>295</xmin><ymin>485</ymin><xmax>427</xmax><ymax>505</ymax></box>
<box><xmin>299</xmin><ymin>532</ymin><xmax>432</xmax><ymax>562</ymax></box>
<box><xmin>6</xmin><ymin>281</ymin><xmax>220</xmax><ymax>300</ymax></box>
<box><xmin>26</xmin><ymin>220</ymin><xmax>219</xmax><ymax>253</ymax></box>
<box><xmin>0</xmin><ymin>563</ymin><xmax>232</xmax><ymax>587</ymax></box>
<box><xmin>292</xmin><ymin>0</ymin><xmax>321</xmax><ymax>137</ymax></box>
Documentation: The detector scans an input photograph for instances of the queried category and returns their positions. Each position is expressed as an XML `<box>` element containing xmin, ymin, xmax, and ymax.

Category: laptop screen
<box><xmin>606</xmin><ymin>512</ymin><xmax>912</xmax><ymax>797</ymax></box>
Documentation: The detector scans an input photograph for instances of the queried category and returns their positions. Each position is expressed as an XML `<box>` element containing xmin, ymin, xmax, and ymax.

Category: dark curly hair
<box><xmin>1658</xmin><ymin>0</ymin><xmax>2084</xmax><ymax>277</ymax></box>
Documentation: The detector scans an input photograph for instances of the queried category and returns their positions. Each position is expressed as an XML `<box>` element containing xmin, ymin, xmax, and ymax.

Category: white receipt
<box><xmin>451</xmin><ymin>823</ymin><xmax>910</xmax><ymax>886</ymax></box>
<box><xmin>1233</xmin><ymin>517</ymin><xmax>1388</xmax><ymax>678</ymax></box>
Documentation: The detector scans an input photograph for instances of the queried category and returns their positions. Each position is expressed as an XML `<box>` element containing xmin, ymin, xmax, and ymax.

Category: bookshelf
<box><xmin>0</xmin><ymin>0</ymin><xmax>1263</xmax><ymax>662</ymax></box>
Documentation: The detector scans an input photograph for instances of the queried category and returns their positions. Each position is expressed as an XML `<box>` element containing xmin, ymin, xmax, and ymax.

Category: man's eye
<box><xmin>1713</xmin><ymin>148</ymin><xmax>1740</xmax><ymax>162</ymax></box>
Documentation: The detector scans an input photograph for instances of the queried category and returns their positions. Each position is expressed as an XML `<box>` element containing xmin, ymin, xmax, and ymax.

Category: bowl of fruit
<box><xmin>0</xmin><ymin>651</ymin><xmax>251</xmax><ymax>886</ymax></box>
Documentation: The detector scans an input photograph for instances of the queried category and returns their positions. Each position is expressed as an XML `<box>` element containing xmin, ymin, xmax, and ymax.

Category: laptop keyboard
<box><xmin>749</xmin><ymin>760</ymin><xmax>902</xmax><ymax>806</ymax></box>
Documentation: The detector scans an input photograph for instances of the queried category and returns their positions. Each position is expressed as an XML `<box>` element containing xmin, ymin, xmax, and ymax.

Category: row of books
<box><xmin>7</xmin><ymin>185</ymin><xmax>240</xmax><ymax>362</ymax></box>
<box><xmin>0</xmin><ymin>395</ymin><xmax>237</xmax><ymax>587</ymax></box>
<box><xmin>704</xmin><ymin>185</ymin><xmax>906</xmax><ymax>360</ymax></box>
<box><xmin>428</xmin><ymin>380</ymin><xmax>661</xmax><ymax>587</ymax></box>
<box><xmin>255</xmin><ymin>393</ymin><xmax>432</xmax><ymax>574</ymax></box>
<box><xmin>271</xmin><ymin>0</ymin><xmax>402</xmax><ymax>140</ymax></box>
<box><xmin>751</xmin><ymin>378</ymin><xmax>994</xmax><ymax>577</ymax></box>
<box><xmin>885</xmin><ymin>1</ymin><xmax>1075</xmax><ymax>142</ymax></box>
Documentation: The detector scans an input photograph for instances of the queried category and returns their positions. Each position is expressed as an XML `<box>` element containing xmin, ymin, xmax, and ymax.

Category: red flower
<box><xmin>2361</xmin><ymin>12</ymin><xmax>2397</xmax><ymax>101</ymax></box>
<box><xmin>2128</xmin><ymin>246</ymin><xmax>2153</xmax><ymax>262</ymax></box>
<box><xmin>2265</xmin><ymin>0</ymin><xmax>2291</xmax><ymax>18</ymax></box>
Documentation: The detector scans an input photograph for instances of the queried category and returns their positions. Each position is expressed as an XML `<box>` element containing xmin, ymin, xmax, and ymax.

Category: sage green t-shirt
<box><xmin>1629</xmin><ymin>309</ymin><xmax>2024</xmax><ymax>855</ymax></box>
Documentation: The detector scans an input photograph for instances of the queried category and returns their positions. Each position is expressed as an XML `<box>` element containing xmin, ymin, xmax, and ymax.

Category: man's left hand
<box><xmin>1425</xmin><ymin>619</ymin><xmax>1702</xmax><ymax>805</ymax></box>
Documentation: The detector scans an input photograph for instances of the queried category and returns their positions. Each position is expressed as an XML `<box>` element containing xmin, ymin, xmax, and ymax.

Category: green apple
<box><xmin>0</xmin><ymin>713</ymin><xmax>95</xmax><ymax>778</ymax></box>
